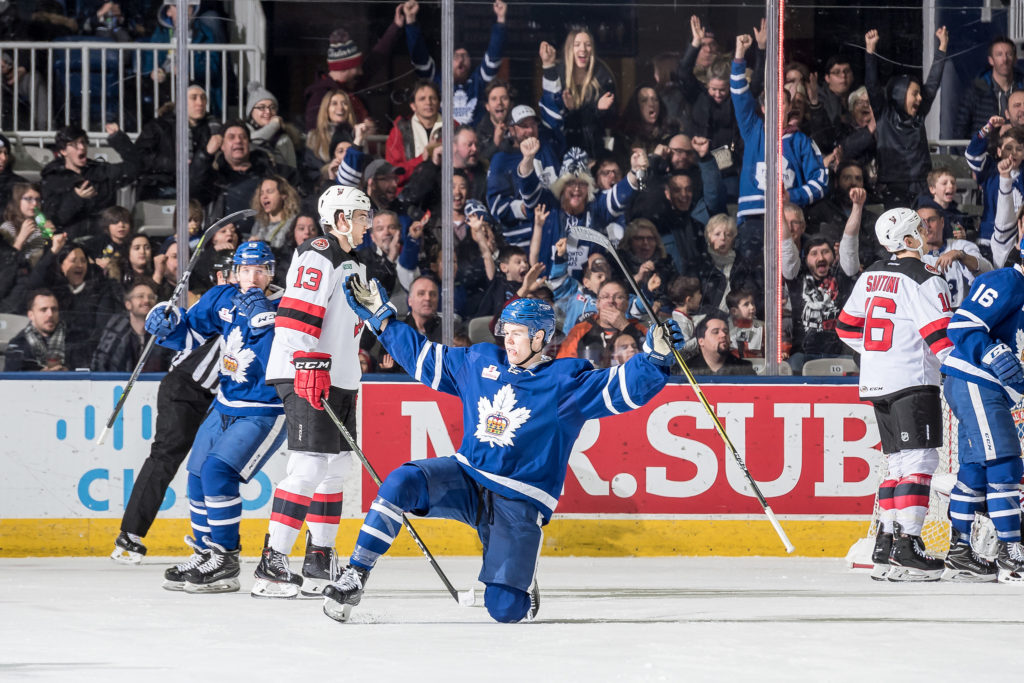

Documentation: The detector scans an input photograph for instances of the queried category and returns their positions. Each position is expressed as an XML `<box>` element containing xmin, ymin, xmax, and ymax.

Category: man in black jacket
<box><xmin>686</xmin><ymin>313</ymin><xmax>754</xmax><ymax>376</ymax></box>
<box><xmin>90</xmin><ymin>280</ymin><xmax>173</xmax><ymax>372</ymax></box>
<box><xmin>953</xmin><ymin>36</ymin><xmax>1024</xmax><ymax>140</ymax></box>
<box><xmin>4</xmin><ymin>289</ymin><xmax>84</xmax><ymax>370</ymax></box>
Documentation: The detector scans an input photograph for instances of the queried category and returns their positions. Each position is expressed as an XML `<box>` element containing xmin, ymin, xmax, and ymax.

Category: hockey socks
<box><xmin>877</xmin><ymin>478</ymin><xmax>897</xmax><ymax>533</ymax></box>
<box><xmin>199</xmin><ymin>459</ymin><xmax>243</xmax><ymax>551</ymax></box>
<box><xmin>187</xmin><ymin>475</ymin><xmax>210</xmax><ymax>550</ymax></box>
<box><xmin>892</xmin><ymin>473</ymin><xmax>931</xmax><ymax>536</ymax></box>
<box><xmin>350</xmin><ymin>496</ymin><xmax>404</xmax><ymax>570</ymax></box>
<box><xmin>307</xmin><ymin>490</ymin><xmax>343</xmax><ymax>547</ymax></box>
<box><xmin>988</xmin><ymin>482</ymin><xmax>1022</xmax><ymax>542</ymax></box>
<box><xmin>269</xmin><ymin>489</ymin><xmax>312</xmax><ymax>553</ymax></box>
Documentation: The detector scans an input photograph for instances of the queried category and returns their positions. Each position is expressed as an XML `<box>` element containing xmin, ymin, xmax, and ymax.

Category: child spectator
<box><xmin>475</xmin><ymin>245</ymin><xmax>542</xmax><ymax>318</ymax></box>
<box><xmin>726</xmin><ymin>288</ymin><xmax>764</xmax><ymax>358</ymax></box>
<box><xmin>914</xmin><ymin>167</ymin><xmax>969</xmax><ymax>239</ymax></box>
<box><xmin>965</xmin><ymin>116</ymin><xmax>1024</xmax><ymax>254</ymax></box>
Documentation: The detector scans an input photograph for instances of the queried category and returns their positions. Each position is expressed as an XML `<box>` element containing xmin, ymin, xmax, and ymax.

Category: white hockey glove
<box><xmin>344</xmin><ymin>274</ymin><xmax>397</xmax><ymax>335</ymax></box>
<box><xmin>643</xmin><ymin>320</ymin><xmax>685</xmax><ymax>367</ymax></box>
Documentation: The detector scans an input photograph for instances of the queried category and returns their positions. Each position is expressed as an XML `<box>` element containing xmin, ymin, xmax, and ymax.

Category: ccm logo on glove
<box><xmin>294</xmin><ymin>357</ymin><xmax>331</xmax><ymax>371</ymax></box>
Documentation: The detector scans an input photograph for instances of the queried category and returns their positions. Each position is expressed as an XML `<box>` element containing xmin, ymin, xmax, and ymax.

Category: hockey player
<box><xmin>941</xmin><ymin>236</ymin><xmax>1024</xmax><ymax>582</ymax></box>
<box><xmin>837</xmin><ymin>208</ymin><xmax>955</xmax><ymax>581</ymax></box>
<box><xmin>145</xmin><ymin>241</ymin><xmax>285</xmax><ymax>593</ymax></box>
<box><xmin>111</xmin><ymin>252</ymin><xmax>236</xmax><ymax>564</ymax></box>
<box><xmin>322</xmin><ymin>293</ymin><xmax>685</xmax><ymax>623</ymax></box>
<box><xmin>250</xmin><ymin>185</ymin><xmax>371</xmax><ymax>599</ymax></box>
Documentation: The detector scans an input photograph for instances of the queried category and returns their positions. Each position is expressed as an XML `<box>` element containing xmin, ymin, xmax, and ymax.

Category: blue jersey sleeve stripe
<box><xmin>618</xmin><ymin>367</ymin><xmax>641</xmax><ymax>410</ymax></box>
<box><xmin>953</xmin><ymin>308</ymin><xmax>990</xmax><ymax>331</ymax></box>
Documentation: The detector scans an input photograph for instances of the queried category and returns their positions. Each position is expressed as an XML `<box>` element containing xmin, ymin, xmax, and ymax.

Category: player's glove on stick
<box><xmin>144</xmin><ymin>301</ymin><xmax>182</xmax><ymax>341</ymax></box>
<box><xmin>232</xmin><ymin>287</ymin><xmax>276</xmax><ymax>335</ymax></box>
<box><xmin>344</xmin><ymin>275</ymin><xmax>397</xmax><ymax>335</ymax></box>
<box><xmin>293</xmin><ymin>351</ymin><xmax>331</xmax><ymax>410</ymax></box>
<box><xmin>643</xmin><ymin>319</ymin><xmax>685</xmax><ymax>366</ymax></box>
<box><xmin>982</xmin><ymin>342</ymin><xmax>1024</xmax><ymax>386</ymax></box>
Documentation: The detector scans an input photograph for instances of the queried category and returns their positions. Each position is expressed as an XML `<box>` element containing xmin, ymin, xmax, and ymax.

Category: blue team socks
<box><xmin>949</xmin><ymin>480</ymin><xmax>986</xmax><ymax>541</ymax></box>
<box><xmin>351</xmin><ymin>496</ymin><xmax>405</xmax><ymax>570</ymax></box>
<box><xmin>987</xmin><ymin>482</ymin><xmax>1022</xmax><ymax>542</ymax></box>
<box><xmin>187</xmin><ymin>474</ymin><xmax>210</xmax><ymax>550</ymax></box>
<box><xmin>200</xmin><ymin>458</ymin><xmax>243</xmax><ymax>551</ymax></box>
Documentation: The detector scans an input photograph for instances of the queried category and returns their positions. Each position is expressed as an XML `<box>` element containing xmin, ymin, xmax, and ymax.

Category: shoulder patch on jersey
<box><xmin>311</xmin><ymin>237</ymin><xmax>329</xmax><ymax>251</ymax></box>
<box><xmin>924</xmin><ymin>263</ymin><xmax>940</xmax><ymax>275</ymax></box>
<box><xmin>481</xmin><ymin>364</ymin><xmax>500</xmax><ymax>380</ymax></box>
<box><xmin>218</xmin><ymin>307</ymin><xmax>233</xmax><ymax>322</ymax></box>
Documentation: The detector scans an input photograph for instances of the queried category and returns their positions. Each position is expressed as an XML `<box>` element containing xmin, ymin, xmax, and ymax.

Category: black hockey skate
<box><xmin>162</xmin><ymin>536</ymin><xmax>210</xmax><ymax>591</ymax></box>
<box><xmin>996</xmin><ymin>540</ymin><xmax>1024</xmax><ymax>583</ymax></box>
<box><xmin>110</xmin><ymin>531</ymin><xmax>147</xmax><ymax>565</ymax></box>
<box><xmin>251</xmin><ymin>534</ymin><xmax>303</xmax><ymax>599</ymax></box>
<box><xmin>887</xmin><ymin>522</ymin><xmax>943</xmax><ymax>582</ymax></box>
<box><xmin>301</xmin><ymin>530</ymin><xmax>341</xmax><ymax>597</ymax></box>
<box><xmin>942</xmin><ymin>529</ymin><xmax>997</xmax><ymax>583</ymax></box>
<box><xmin>870</xmin><ymin>528</ymin><xmax>893</xmax><ymax>581</ymax></box>
<box><xmin>183</xmin><ymin>538</ymin><xmax>240</xmax><ymax>594</ymax></box>
<box><xmin>322</xmin><ymin>564</ymin><xmax>370</xmax><ymax>623</ymax></box>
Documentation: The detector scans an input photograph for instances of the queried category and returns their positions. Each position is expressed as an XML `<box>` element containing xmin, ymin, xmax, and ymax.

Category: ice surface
<box><xmin>1</xmin><ymin>556</ymin><xmax>1020</xmax><ymax>682</ymax></box>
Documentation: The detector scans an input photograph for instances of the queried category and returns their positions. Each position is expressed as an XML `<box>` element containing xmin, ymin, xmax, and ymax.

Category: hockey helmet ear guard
<box><xmin>496</xmin><ymin>298</ymin><xmax>556</xmax><ymax>347</ymax></box>
<box><xmin>233</xmin><ymin>240</ymin><xmax>275</xmax><ymax>276</ymax></box>
<box><xmin>875</xmin><ymin>208</ymin><xmax>925</xmax><ymax>256</ymax></box>
<box><xmin>317</xmin><ymin>185</ymin><xmax>373</xmax><ymax>235</ymax></box>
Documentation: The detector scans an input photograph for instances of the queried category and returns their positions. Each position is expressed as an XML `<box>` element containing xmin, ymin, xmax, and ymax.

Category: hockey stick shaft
<box><xmin>97</xmin><ymin>209</ymin><xmax>257</xmax><ymax>445</ymax></box>
<box><xmin>568</xmin><ymin>226</ymin><xmax>794</xmax><ymax>553</ymax></box>
<box><xmin>322</xmin><ymin>401</ymin><xmax>473</xmax><ymax>604</ymax></box>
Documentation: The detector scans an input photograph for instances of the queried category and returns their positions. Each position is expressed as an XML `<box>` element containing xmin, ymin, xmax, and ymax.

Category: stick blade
<box><xmin>567</xmin><ymin>224</ymin><xmax>612</xmax><ymax>250</ymax></box>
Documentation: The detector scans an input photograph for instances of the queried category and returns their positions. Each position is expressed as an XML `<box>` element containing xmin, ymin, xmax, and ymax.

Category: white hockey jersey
<box><xmin>837</xmin><ymin>257</ymin><xmax>953</xmax><ymax>398</ymax></box>
<box><xmin>922</xmin><ymin>239</ymin><xmax>992</xmax><ymax>308</ymax></box>
<box><xmin>267</xmin><ymin>234</ymin><xmax>367</xmax><ymax>390</ymax></box>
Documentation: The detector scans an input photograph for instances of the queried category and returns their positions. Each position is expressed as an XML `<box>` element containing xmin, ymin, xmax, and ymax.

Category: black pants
<box><xmin>120</xmin><ymin>370</ymin><xmax>213</xmax><ymax>537</ymax></box>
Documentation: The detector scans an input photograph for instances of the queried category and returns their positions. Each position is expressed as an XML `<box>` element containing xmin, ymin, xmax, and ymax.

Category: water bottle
<box><xmin>34</xmin><ymin>208</ymin><xmax>53</xmax><ymax>239</ymax></box>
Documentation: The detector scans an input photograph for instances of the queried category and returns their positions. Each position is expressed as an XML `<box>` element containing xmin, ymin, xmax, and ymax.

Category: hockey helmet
<box><xmin>233</xmin><ymin>240</ymin><xmax>275</xmax><ymax>276</ymax></box>
<box><xmin>317</xmin><ymin>185</ymin><xmax>372</xmax><ymax>235</ymax></box>
<box><xmin>496</xmin><ymin>298</ymin><xmax>556</xmax><ymax>346</ymax></box>
<box><xmin>210</xmin><ymin>248</ymin><xmax>236</xmax><ymax>283</ymax></box>
<box><xmin>875</xmin><ymin>208</ymin><xmax>924</xmax><ymax>255</ymax></box>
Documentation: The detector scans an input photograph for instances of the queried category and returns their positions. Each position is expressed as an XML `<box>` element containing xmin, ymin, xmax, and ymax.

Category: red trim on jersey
<box><xmin>276</xmin><ymin>315</ymin><xmax>322</xmax><ymax>338</ymax></box>
<box><xmin>270</xmin><ymin>511</ymin><xmax>305</xmax><ymax>529</ymax></box>
<box><xmin>919</xmin><ymin>318</ymin><xmax>950</xmax><ymax>339</ymax></box>
<box><xmin>275</xmin><ymin>490</ymin><xmax>313</xmax><ymax>506</ymax></box>
<box><xmin>837</xmin><ymin>311</ymin><xmax>865</xmax><ymax>328</ymax></box>
<box><xmin>279</xmin><ymin>297</ymin><xmax>326</xmax><ymax>318</ymax></box>
<box><xmin>928</xmin><ymin>337</ymin><xmax>953</xmax><ymax>354</ymax></box>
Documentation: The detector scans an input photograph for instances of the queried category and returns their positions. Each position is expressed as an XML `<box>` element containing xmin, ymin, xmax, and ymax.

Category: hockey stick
<box><xmin>96</xmin><ymin>209</ymin><xmax>257</xmax><ymax>446</ymax></box>
<box><xmin>321</xmin><ymin>401</ymin><xmax>478</xmax><ymax>606</ymax></box>
<box><xmin>567</xmin><ymin>225</ymin><xmax>795</xmax><ymax>553</ymax></box>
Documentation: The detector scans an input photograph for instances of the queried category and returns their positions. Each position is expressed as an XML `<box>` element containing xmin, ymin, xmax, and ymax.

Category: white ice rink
<box><xmin>2</xmin><ymin>555</ymin><xmax>1020</xmax><ymax>682</ymax></box>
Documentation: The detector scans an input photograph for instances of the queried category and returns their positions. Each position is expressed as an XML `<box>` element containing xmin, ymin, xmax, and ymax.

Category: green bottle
<box><xmin>34</xmin><ymin>208</ymin><xmax>52</xmax><ymax>239</ymax></box>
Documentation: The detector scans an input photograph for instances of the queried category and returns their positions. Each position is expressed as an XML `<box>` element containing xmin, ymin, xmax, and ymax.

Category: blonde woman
<box><xmin>553</xmin><ymin>28</ymin><xmax>616</xmax><ymax>156</ymax></box>
<box><xmin>249</xmin><ymin>176</ymin><xmax>301</xmax><ymax>250</ymax></box>
<box><xmin>306</xmin><ymin>89</ymin><xmax>357</xmax><ymax>165</ymax></box>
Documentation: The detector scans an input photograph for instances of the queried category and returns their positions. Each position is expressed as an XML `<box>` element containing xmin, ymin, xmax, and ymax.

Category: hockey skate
<box><xmin>251</xmin><ymin>534</ymin><xmax>303</xmax><ymax>599</ymax></box>
<box><xmin>162</xmin><ymin>536</ymin><xmax>210</xmax><ymax>591</ymax></box>
<box><xmin>887</xmin><ymin>522</ymin><xmax>943</xmax><ymax>582</ymax></box>
<box><xmin>110</xmin><ymin>531</ymin><xmax>147</xmax><ymax>565</ymax></box>
<box><xmin>322</xmin><ymin>564</ymin><xmax>370</xmax><ymax>623</ymax></box>
<box><xmin>525</xmin><ymin>579</ymin><xmax>540</xmax><ymax>622</ymax></box>
<box><xmin>870</xmin><ymin>528</ymin><xmax>892</xmax><ymax>581</ymax></box>
<box><xmin>942</xmin><ymin>529</ymin><xmax>997</xmax><ymax>583</ymax></box>
<box><xmin>300</xmin><ymin>530</ymin><xmax>340</xmax><ymax>597</ymax></box>
<box><xmin>183</xmin><ymin>538</ymin><xmax>241</xmax><ymax>594</ymax></box>
<box><xmin>995</xmin><ymin>540</ymin><xmax>1024</xmax><ymax>583</ymax></box>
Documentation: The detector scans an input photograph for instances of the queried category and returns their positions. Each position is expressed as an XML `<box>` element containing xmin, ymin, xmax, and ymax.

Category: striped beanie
<box><xmin>328</xmin><ymin>29</ymin><xmax>362</xmax><ymax>72</ymax></box>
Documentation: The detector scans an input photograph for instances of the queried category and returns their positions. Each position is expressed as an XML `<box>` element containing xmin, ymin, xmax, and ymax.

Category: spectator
<box><xmin>966</xmin><ymin>116</ymin><xmax>1024</xmax><ymax>254</ymax></box>
<box><xmin>40</xmin><ymin>124</ymin><xmax>140</xmax><ymax>239</ymax></box>
<box><xmin>864</xmin><ymin>27</ymin><xmax>948</xmax><ymax>208</ymax></box>
<box><xmin>953</xmin><ymin>36</ymin><xmax>1024</xmax><ymax>140</ymax></box>
<box><xmin>732</xmin><ymin>33</ymin><xmax>827</xmax><ymax>262</ymax></box>
<box><xmin>245</xmin><ymin>82</ymin><xmax>300</xmax><ymax>171</ymax></box>
<box><xmin>726</xmin><ymin>288</ymin><xmax>764</xmax><ymax>358</ymax></box>
<box><xmin>699</xmin><ymin>213</ymin><xmax>764</xmax><ymax>315</ymax></box>
<box><xmin>77</xmin><ymin>1</ymin><xmax>142</xmax><ymax>41</ymax></box>
<box><xmin>557</xmin><ymin>279</ymin><xmax>647</xmax><ymax>365</ymax></box>
<box><xmin>455</xmin><ymin>200</ymin><xmax>500</xmax><ymax>317</ymax></box>
<box><xmin>134</xmin><ymin>84</ymin><xmax>218</xmax><ymax>199</ymax></box>
<box><xmin>0</xmin><ymin>133</ymin><xmax>27</xmax><ymax>208</ymax></box>
<box><xmin>837</xmin><ymin>86</ymin><xmax>877</xmax><ymax>173</ymax></box>
<box><xmin>616</xmin><ymin>218</ymin><xmax>677</xmax><ymax>298</ymax></box>
<box><xmin>686</xmin><ymin>313</ymin><xmax>755</xmax><ymax>375</ymax></box>
<box><xmin>91</xmin><ymin>280</ymin><xmax>173</xmax><ymax>372</ymax></box>
<box><xmin>652</xmin><ymin>51</ymin><xmax>690</xmax><ymax>129</ymax></box>
<box><xmin>272</xmin><ymin>212</ymin><xmax>317</xmax><ymax>289</ymax></box>
<box><xmin>363</xmin><ymin>159</ymin><xmax>403</xmax><ymax>216</ymax></box>
<box><xmin>152</xmin><ymin>236</ymin><xmax>178</xmax><ymax>300</ymax></box>
<box><xmin>0</xmin><ymin>52</ymin><xmax>49</xmax><ymax>132</ymax></box>
<box><xmin>403</xmin><ymin>0</ymin><xmax>507</xmax><ymax>126</ymax></box>
<box><xmin>304</xmin><ymin>89</ymin><xmax>358</xmax><ymax>182</ymax></box>
<box><xmin>361</xmin><ymin>210</ymin><xmax>403</xmax><ymax>297</ymax></box>
<box><xmin>0</xmin><ymin>182</ymin><xmax>52</xmax><ymax>267</ymax></box>
<box><xmin>818</xmin><ymin>55</ymin><xmax>856</xmax><ymax>131</ymax></box>
<box><xmin>475</xmin><ymin>245</ymin><xmax>539</xmax><ymax>318</ymax></box>
<box><xmin>917</xmin><ymin>198</ymin><xmax>992</xmax><ymax>308</ymax></box>
<box><xmin>610</xmin><ymin>330</ymin><xmax>639</xmax><ymax>366</ymax></box>
<box><xmin>548</xmin><ymin>251</ymin><xmax>610</xmax><ymax>334</ymax></box>
<box><xmin>805</xmin><ymin>161</ymin><xmax>884</xmax><ymax>268</ymax></box>
<box><xmin>1005</xmin><ymin>90</ymin><xmax>1024</xmax><ymax>128</ymax></box>
<box><xmin>120</xmin><ymin>234</ymin><xmax>156</xmax><ymax>291</ymax></box>
<box><xmin>476</xmin><ymin>79</ymin><xmax>511</xmax><ymax>163</ymax></box>
<box><xmin>992</xmin><ymin>156</ymin><xmax>1024</xmax><ymax>267</ymax></box>
<box><xmin>82</xmin><ymin>204</ymin><xmax>132</xmax><ymax>275</ymax></box>
<box><xmin>406</xmin><ymin>274</ymin><xmax>442</xmax><ymax>340</ymax></box>
<box><xmin>916</xmin><ymin>166</ymin><xmax>971</xmax><ymax>238</ymax></box>
<box><xmin>397</xmin><ymin>127</ymin><xmax>488</xmax><ymax>214</ymax></box>
<box><xmin>142</xmin><ymin>0</ymin><xmax>223</xmax><ymax>116</ymax></box>
<box><xmin>303</xmin><ymin>15</ymin><xmax>404</xmax><ymax>131</ymax></box>
<box><xmin>666</xmin><ymin>274</ymin><xmax>703</xmax><ymax>357</ymax></box>
<box><xmin>386</xmin><ymin>79</ymin><xmax>442</xmax><ymax>187</ymax></box>
<box><xmin>4</xmin><ymin>289</ymin><xmax>82</xmax><ymax>371</ymax></box>
<box><xmin>554</xmin><ymin>27</ymin><xmax>616</xmax><ymax>157</ymax></box>
<box><xmin>620</xmin><ymin>84</ymin><xmax>675</xmax><ymax>153</ymax></box>
<box><xmin>783</xmin><ymin>188</ymin><xmax>863</xmax><ymax>373</ymax></box>
<box><xmin>249</xmin><ymin>176</ymin><xmax>301</xmax><ymax>250</ymax></box>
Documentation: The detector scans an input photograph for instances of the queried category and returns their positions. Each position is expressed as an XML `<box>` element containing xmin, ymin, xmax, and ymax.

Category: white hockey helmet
<box><xmin>317</xmin><ymin>185</ymin><xmax>373</xmax><ymax>236</ymax></box>
<box><xmin>875</xmin><ymin>208</ymin><xmax>925</xmax><ymax>255</ymax></box>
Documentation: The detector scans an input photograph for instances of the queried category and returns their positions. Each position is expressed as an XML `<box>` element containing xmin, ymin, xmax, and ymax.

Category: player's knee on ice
<box><xmin>484</xmin><ymin>583</ymin><xmax>531</xmax><ymax>623</ymax></box>
<box><xmin>378</xmin><ymin>464</ymin><xmax>430</xmax><ymax>512</ymax></box>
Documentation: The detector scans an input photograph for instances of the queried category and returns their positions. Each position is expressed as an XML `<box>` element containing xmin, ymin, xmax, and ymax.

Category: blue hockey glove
<box><xmin>982</xmin><ymin>342</ymin><xmax>1024</xmax><ymax>386</ymax></box>
<box><xmin>344</xmin><ymin>275</ymin><xmax>396</xmax><ymax>335</ymax></box>
<box><xmin>144</xmin><ymin>301</ymin><xmax>182</xmax><ymax>341</ymax></box>
<box><xmin>643</xmin><ymin>319</ymin><xmax>685</xmax><ymax>367</ymax></box>
<box><xmin>231</xmin><ymin>287</ymin><xmax>276</xmax><ymax>335</ymax></box>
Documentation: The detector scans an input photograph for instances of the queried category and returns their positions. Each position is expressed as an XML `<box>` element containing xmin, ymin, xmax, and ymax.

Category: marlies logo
<box><xmin>474</xmin><ymin>384</ymin><xmax>530</xmax><ymax>448</ymax></box>
<box><xmin>220</xmin><ymin>327</ymin><xmax>255</xmax><ymax>382</ymax></box>
<box><xmin>481</xmin><ymin>364</ymin><xmax>499</xmax><ymax>380</ymax></box>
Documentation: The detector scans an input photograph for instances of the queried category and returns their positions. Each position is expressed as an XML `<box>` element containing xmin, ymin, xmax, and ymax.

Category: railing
<box><xmin>0</xmin><ymin>40</ymin><xmax>264</xmax><ymax>141</ymax></box>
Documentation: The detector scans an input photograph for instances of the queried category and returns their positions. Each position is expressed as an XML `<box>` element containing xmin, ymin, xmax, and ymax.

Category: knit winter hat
<box><xmin>464</xmin><ymin>199</ymin><xmax>494</xmax><ymax>224</ymax></box>
<box><xmin>246</xmin><ymin>82</ymin><xmax>278</xmax><ymax>118</ymax></box>
<box><xmin>328</xmin><ymin>29</ymin><xmax>362</xmax><ymax>72</ymax></box>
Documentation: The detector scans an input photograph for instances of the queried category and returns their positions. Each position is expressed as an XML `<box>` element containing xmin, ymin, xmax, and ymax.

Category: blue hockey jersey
<box><xmin>158</xmin><ymin>284</ymin><xmax>283</xmax><ymax>416</ymax></box>
<box><xmin>942</xmin><ymin>264</ymin><xmax>1024</xmax><ymax>399</ymax></box>
<box><xmin>378</xmin><ymin>320</ymin><xmax>670</xmax><ymax>520</ymax></box>
<box><xmin>964</xmin><ymin>130</ymin><xmax>1024</xmax><ymax>242</ymax></box>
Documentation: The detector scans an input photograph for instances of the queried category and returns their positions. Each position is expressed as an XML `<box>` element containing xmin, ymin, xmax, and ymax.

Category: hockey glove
<box><xmin>144</xmin><ymin>301</ymin><xmax>182</xmax><ymax>341</ymax></box>
<box><xmin>292</xmin><ymin>351</ymin><xmax>331</xmax><ymax>410</ymax></box>
<box><xmin>232</xmin><ymin>287</ymin><xmax>276</xmax><ymax>335</ymax></box>
<box><xmin>344</xmin><ymin>275</ymin><xmax>396</xmax><ymax>335</ymax></box>
<box><xmin>643</xmin><ymin>319</ymin><xmax>685</xmax><ymax>367</ymax></box>
<box><xmin>982</xmin><ymin>342</ymin><xmax>1024</xmax><ymax>386</ymax></box>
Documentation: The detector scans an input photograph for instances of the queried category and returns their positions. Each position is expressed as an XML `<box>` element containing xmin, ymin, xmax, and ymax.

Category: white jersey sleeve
<box><xmin>266</xmin><ymin>234</ymin><xmax>367</xmax><ymax>390</ymax></box>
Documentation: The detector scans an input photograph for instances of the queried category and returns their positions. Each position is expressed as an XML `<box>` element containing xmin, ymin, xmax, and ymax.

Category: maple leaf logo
<box><xmin>474</xmin><ymin>384</ymin><xmax>531</xmax><ymax>448</ymax></box>
<box><xmin>219</xmin><ymin>327</ymin><xmax>255</xmax><ymax>383</ymax></box>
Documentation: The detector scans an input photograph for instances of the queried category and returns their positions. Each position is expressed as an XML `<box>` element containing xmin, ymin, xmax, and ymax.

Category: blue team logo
<box><xmin>475</xmin><ymin>385</ymin><xmax>530</xmax><ymax>448</ymax></box>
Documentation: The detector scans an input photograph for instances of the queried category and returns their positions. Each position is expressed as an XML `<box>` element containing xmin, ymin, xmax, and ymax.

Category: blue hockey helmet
<box><xmin>496</xmin><ymin>298</ymin><xmax>556</xmax><ymax>345</ymax></box>
<box><xmin>233</xmin><ymin>240</ymin><xmax>275</xmax><ymax>276</ymax></box>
